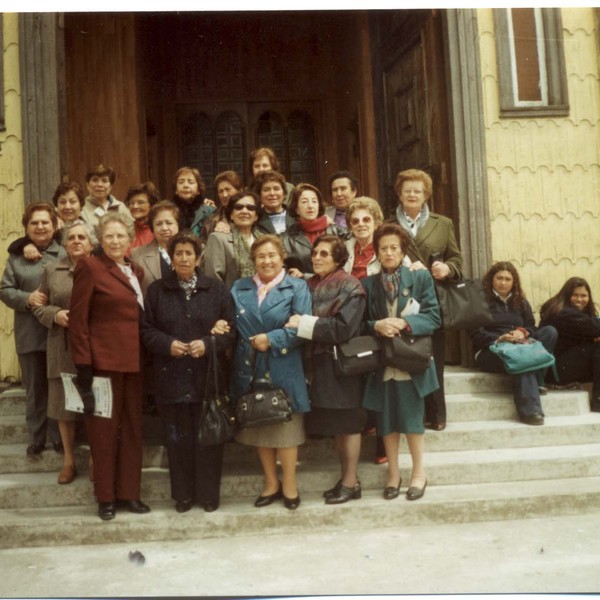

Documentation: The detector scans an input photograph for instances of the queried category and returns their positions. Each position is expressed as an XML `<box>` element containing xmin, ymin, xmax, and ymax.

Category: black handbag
<box><xmin>333</xmin><ymin>336</ymin><xmax>381</xmax><ymax>376</ymax></box>
<box><xmin>197</xmin><ymin>337</ymin><xmax>236</xmax><ymax>447</ymax></box>
<box><xmin>381</xmin><ymin>333</ymin><xmax>432</xmax><ymax>373</ymax></box>
<box><xmin>235</xmin><ymin>350</ymin><xmax>293</xmax><ymax>429</ymax></box>
<box><xmin>435</xmin><ymin>279</ymin><xmax>494</xmax><ymax>331</ymax></box>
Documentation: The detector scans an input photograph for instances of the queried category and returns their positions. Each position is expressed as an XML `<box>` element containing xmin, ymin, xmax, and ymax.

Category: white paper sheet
<box><xmin>61</xmin><ymin>373</ymin><xmax>113</xmax><ymax>418</ymax></box>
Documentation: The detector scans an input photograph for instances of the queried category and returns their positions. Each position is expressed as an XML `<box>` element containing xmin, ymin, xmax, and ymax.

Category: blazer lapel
<box><xmin>143</xmin><ymin>242</ymin><xmax>162</xmax><ymax>281</ymax></box>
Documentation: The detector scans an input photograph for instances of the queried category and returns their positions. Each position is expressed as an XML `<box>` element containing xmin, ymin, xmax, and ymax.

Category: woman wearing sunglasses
<box><xmin>203</xmin><ymin>191</ymin><xmax>263</xmax><ymax>289</ymax></box>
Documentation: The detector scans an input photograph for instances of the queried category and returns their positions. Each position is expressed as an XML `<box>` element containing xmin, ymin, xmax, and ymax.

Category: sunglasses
<box><xmin>350</xmin><ymin>216</ymin><xmax>373</xmax><ymax>226</ymax></box>
<box><xmin>311</xmin><ymin>249</ymin><xmax>332</xmax><ymax>258</ymax></box>
<box><xmin>232</xmin><ymin>203</ymin><xmax>257</xmax><ymax>212</ymax></box>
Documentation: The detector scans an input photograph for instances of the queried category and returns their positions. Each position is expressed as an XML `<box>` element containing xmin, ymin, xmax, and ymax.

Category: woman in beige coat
<box><xmin>34</xmin><ymin>222</ymin><xmax>96</xmax><ymax>484</ymax></box>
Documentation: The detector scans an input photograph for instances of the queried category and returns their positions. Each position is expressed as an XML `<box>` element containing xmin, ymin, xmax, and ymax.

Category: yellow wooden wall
<box><xmin>0</xmin><ymin>14</ymin><xmax>24</xmax><ymax>381</ymax></box>
<box><xmin>479</xmin><ymin>7</ymin><xmax>600</xmax><ymax>316</ymax></box>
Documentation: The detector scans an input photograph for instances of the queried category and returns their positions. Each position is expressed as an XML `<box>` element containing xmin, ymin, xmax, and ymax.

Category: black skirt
<box><xmin>305</xmin><ymin>406</ymin><xmax>367</xmax><ymax>436</ymax></box>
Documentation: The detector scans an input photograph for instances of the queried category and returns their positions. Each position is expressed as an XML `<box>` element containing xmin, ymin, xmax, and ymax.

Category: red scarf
<box><xmin>298</xmin><ymin>215</ymin><xmax>328</xmax><ymax>245</ymax></box>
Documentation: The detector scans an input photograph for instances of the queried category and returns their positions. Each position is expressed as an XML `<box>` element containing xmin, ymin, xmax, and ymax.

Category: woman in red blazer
<box><xmin>69</xmin><ymin>213</ymin><xmax>150</xmax><ymax>520</ymax></box>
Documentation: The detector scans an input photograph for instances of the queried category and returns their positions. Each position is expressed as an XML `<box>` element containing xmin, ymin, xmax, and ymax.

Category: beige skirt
<box><xmin>47</xmin><ymin>378</ymin><xmax>79</xmax><ymax>422</ymax></box>
<box><xmin>235</xmin><ymin>412</ymin><xmax>305</xmax><ymax>448</ymax></box>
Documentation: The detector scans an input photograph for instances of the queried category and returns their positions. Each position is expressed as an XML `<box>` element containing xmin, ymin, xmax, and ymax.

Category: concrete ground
<box><xmin>2</xmin><ymin>511</ymin><xmax>600</xmax><ymax>597</ymax></box>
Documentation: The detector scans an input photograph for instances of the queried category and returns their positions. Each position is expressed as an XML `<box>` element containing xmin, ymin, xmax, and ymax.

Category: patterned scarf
<box><xmin>395</xmin><ymin>203</ymin><xmax>430</xmax><ymax>238</ymax></box>
<box><xmin>381</xmin><ymin>267</ymin><xmax>402</xmax><ymax>304</ymax></box>
<box><xmin>231</xmin><ymin>224</ymin><xmax>259</xmax><ymax>279</ymax></box>
<box><xmin>253</xmin><ymin>268</ymin><xmax>286</xmax><ymax>306</ymax></box>
<box><xmin>178</xmin><ymin>272</ymin><xmax>198</xmax><ymax>300</ymax></box>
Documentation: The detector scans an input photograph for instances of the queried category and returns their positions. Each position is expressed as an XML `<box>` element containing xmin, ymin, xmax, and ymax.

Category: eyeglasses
<box><xmin>311</xmin><ymin>249</ymin><xmax>332</xmax><ymax>259</ymax></box>
<box><xmin>232</xmin><ymin>203</ymin><xmax>257</xmax><ymax>212</ymax></box>
<box><xmin>350</xmin><ymin>216</ymin><xmax>373</xmax><ymax>226</ymax></box>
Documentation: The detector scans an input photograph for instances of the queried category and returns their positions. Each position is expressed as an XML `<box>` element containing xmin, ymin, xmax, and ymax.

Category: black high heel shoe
<box><xmin>283</xmin><ymin>494</ymin><xmax>301</xmax><ymax>510</ymax></box>
<box><xmin>254</xmin><ymin>482</ymin><xmax>283</xmax><ymax>507</ymax></box>
<box><xmin>325</xmin><ymin>481</ymin><xmax>361</xmax><ymax>505</ymax></box>
<box><xmin>383</xmin><ymin>478</ymin><xmax>402</xmax><ymax>500</ymax></box>
<box><xmin>406</xmin><ymin>479</ymin><xmax>427</xmax><ymax>501</ymax></box>
<box><xmin>323</xmin><ymin>480</ymin><xmax>342</xmax><ymax>499</ymax></box>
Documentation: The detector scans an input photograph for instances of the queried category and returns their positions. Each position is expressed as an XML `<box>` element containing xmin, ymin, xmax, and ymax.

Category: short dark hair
<box><xmin>22</xmin><ymin>202</ymin><xmax>59</xmax><ymax>230</ymax></box>
<box><xmin>52</xmin><ymin>181</ymin><xmax>85</xmax><ymax>208</ymax></box>
<box><xmin>223</xmin><ymin>191</ymin><xmax>261</xmax><ymax>221</ymax></box>
<box><xmin>288</xmin><ymin>183</ymin><xmax>325</xmax><ymax>218</ymax></box>
<box><xmin>85</xmin><ymin>164</ymin><xmax>116</xmax><ymax>185</ymax></box>
<box><xmin>372</xmin><ymin>223</ymin><xmax>411</xmax><ymax>255</ymax></box>
<box><xmin>328</xmin><ymin>170</ymin><xmax>358</xmax><ymax>193</ymax></box>
<box><xmin>167</xmin><ymin>231</ymin><xmax>202</xmax><ymax>261</ymax></box>
<box><xmin>125</xmin><ymin>181</ymin><xmax>161</xmax><ymax>207</ymax></box>
<box><xmin>313</xmin><ymin>234</ymin><xmax>349</xmax><ymax>268</ymax></box>
<box><xmin>148</xmin><ymin>200</ymin><xmax>180</xmax><ymax>233</ymax></box>
<box><xmin>252</xmin><ymin>170</ymin><xmax>287</xmax><ymax>196</ymax></box>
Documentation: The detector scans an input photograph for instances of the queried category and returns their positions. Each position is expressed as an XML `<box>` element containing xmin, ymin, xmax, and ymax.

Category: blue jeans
<box><xmin>476</xmin><ymin>326</ymin><xmax>558</xmax><ymax>418</ymax></box>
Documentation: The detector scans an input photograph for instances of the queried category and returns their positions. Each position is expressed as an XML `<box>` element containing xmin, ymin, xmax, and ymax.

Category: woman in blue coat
<box><xmin>361</xmin><ymin>223</ymin><xmax>441</xmax><ymax>501</ymax></box>
<box><xmin>231</xmin><ymin>235</ymin><xmax>311</xmax><ymax>510</ymax></box>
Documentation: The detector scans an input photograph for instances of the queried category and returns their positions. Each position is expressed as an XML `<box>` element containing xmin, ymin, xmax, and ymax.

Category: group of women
<box><xmin>1</xmin><ymin>155</ymin><xmax>598</xmax><ymax>521</ymax></box>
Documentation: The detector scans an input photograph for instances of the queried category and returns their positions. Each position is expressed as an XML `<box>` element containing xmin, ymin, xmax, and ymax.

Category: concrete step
<box><xmin>2</xmin><ymin>475</ymin><xmax>599</xmax><ymax>549</ymax></box>
<box><xmin>0</xmin><ymin>388</ymin><xmax>25</xmax><ymax>417</ymax></box>
<box><xmin>446</xmin><ymin>390</ymin><xmax>589</xmax><ymax>421</ymax></box>
<box><xmin>0</xmin><ymin>416</ymin><xmax>28</xmax><ymax>444</ymax></box>
<box><xmin>3</xmin><ymin>442</ymin><xmax>600</xmax><ymax>511</ymax></box>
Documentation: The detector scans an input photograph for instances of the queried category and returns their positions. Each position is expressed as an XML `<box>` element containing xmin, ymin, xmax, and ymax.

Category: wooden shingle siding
<box><xmin>479</xmin><ymin>7</ymin><xmax>600</xmax><ymax>315</ymax></box>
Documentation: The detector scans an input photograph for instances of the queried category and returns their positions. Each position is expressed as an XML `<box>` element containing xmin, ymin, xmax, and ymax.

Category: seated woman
<box><xmin>470</xmin><ymin>261</ymin><xmax>558</xmax><ymax>426</ymax></box>
<box><xmin>171</xmin><ymin>166</ymin><xmax>215</xmax><ymax>235</ymax></box>
<box><xmin>361</xmin><ymin>223</ymin><xmax>441</xmax><ymax>501</ymax></box>
<box><xmin>125</xmin><ymin>181</ymin><xmax>161</xmax><ymax>250</ymax></box>
<box><xmin>33</xmin><ymin>222</ymin><xmax>96</xmax><ymax>484</ymax></box>
<box><xmin>283</xmin><ymin>183</ymin><xmax>349</xmax><ymax>278</ymax></box>
<box><xmin>131</xmin><ymin>201</ymin><xmax>180</xmax><ymax>295</ymax></box>
<box><xmin>203</xmin><ymin>191</ymin><xmax>262</xmax><ymax>289</ymax></box>
<box><xmin>286</xmin><ymin>235</ymin><xmax>367</xmax><ymax>504</ymax></box>
<box><xmin>540</xmin><ymin>277</ymin><xmax>600</xmax><ymax>411</ymax></box>
<box><xmin>199</xmin><ymin>170</ymin><xmax>243</xmax><ymax>244</ymax></box>
<box><xmin>230</xmin><ymin>235</ymin><xmax>311</xmax><ymax>510</ymax></box>
<box><xmin>141</xmin><ymin>232</ymin><xmax>235</xmax><ymax>513</ymax></box>
<box><xmin>343</xmin><ymin>196</ymin><xmax>384</xmax><ymax>279</ymax></box>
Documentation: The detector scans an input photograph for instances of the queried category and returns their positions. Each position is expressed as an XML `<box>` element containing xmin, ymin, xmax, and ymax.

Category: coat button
<box><xmin>240</xmin><ymin>308</ymin><xmax>246</xmax><ymax>314</ymax></box>
<box><xmin>281</xmin><ymin>348</ymin><xmax>288</xmax><ymax>355</ymax></box>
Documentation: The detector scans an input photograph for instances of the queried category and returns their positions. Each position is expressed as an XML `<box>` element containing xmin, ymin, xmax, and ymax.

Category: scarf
<box><xmin>395</xmin><ymin>203</ymin><xmax>430</xmax><ymax>238</ymax></box>
<box><xmin>253</xmin><ymin>268</ymin><xmax>286</xmax><ymax>306</ymax></box>
<box><xmin>173</xmin><ymin>194</ymin><xmax>203</xmax><ymax>230</ymax></box>
<box><xmin>231</xmin><ymin>224</ymin><xmax>258</xmax><ymax>279</ymax></box>
<box><xmin>178</xmin><ymin>272</ymin><xmax>198</xmax><ymax>300</ymax></box>
<box><xmin>381</xmin><ymin>267</ymin><xmax>402</xmax><ymax>304</ymax></box>
<box><xmin>298</xmin><ymin>215</ymin><xmax>329</xmax><ymax>245</ymax></box>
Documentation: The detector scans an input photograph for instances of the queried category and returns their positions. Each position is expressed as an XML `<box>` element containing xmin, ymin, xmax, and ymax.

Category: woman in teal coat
<box><xmin>230</xmin><ymin>235</ymin><xmax>311</xmax><ymax>510</ymax></box>
<box><xmin>362</xmin><ymin>223</ymin><xmax>441</xmax><ymax>501</ymax></box>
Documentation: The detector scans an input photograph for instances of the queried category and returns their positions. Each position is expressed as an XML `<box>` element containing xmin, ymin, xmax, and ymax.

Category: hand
<box><xmin>408</xmin><ymin>260</ymin><xmax>427</xmax><ymax>272</ymax></box>
<box><xmin>374</xmin><ymin>317</ymin><xmax>407</xmax><ymax>337</ymax></box>
<box><xmin>211</xmin><ymin>319</ymin><xmax>231</xmax><ymax>335</ymax></box>
<box><xmin>287</xmin><ymin>268</ymin><xmax>304</xmax><ymax>279</ymax></box>
<box><xmin>170</xmin><ymin>340</ymin><xmax>190</xmax><ymax>357</ymax></box>
<box><xmin>55</xmin><ymin>309</ymin><xmax>69</xmax><ymax>328</ymax></box>
<box><xmin>214</xmin><ymin>220</ymin><xmax>231</xmax><ymax>234</ymax></box>
<box><xmin>497</xmin><ymin>330</ymin><xmax>523</xmax><ymax>343</ymax></box>
<box><xmin>188</xmin><ymin>339</ymin><xmax>206</xmax><ymax>358</ymax></box>
<box><xmin>431</xmin><ymin>260</ymin><xmax>451</xmax><ymax>280</ymax></box>
<box><xmin>24</xmin><ymin>243</ymin><xmax>43</xmax><ymax>261</ymax></box>
<box><xmin>250</xmin><ymin>333</ymin><xmax>270</xmax><ymax>352</ymax></box>
<box><xmin>74</xmin><ymin>365</ymin><xmax>95</xmax><ymax>415</ymax></box>
<box><xmin>203</xmin><ymin>198</ymin><xmax>217</xmax><ymax>208</ymax></box>
<box><xmin>285</xmin><ymin>314</ymin><xmax>301</xmax><ymax>328</ymax></box>
<box><xmin>28</xmin><ymin>289</ymin><xmax>48</xmax><ymax>308</ymax></box>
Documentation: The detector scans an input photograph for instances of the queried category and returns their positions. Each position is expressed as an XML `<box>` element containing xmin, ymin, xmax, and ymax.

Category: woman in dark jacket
<box><xmin>283</xmin><ymin>183</ymin><xmax>349</xmax><ymax>278</ymax></box>
<box><xmin>141</xmin><ymin>232</ymin><xmax>235</xmax><ymax>513</ymax></box>
<box><xmin>286</xmin><ymin>235</ymin><xmax>367</xmax><ymax>504</ymax></box>
<box><xmin>540</xmin><ymin>277</ymin><xmax>600</xmax><ymax>411</ymax></box>
<box><xmin>470</xmin><ymin>261</ymin><xmax>557</xmax><ymax>425</ymax></box>
<box><xmin>171</xmin><ymin>167</ymin><xmax>215</xmax><ymax>235</ymax></box>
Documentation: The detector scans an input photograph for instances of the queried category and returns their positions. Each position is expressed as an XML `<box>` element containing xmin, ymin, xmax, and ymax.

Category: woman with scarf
<box><xmin>388</xmin><ymin>168</ymin><xmax>463</xmax><ymax>432</ymax></box>
<box><xmin>283</xmin><ymin>183</ymin><xmax>349</xmax><ymax>278</ymax></box>
<box><xmin>203</xmin><ymin>191</ymin><xmax>262</xmax><ymax>289</ymax></box>
<box><xmin>286</xmin><ymin>235</ymin><xmax>367</xmax><ymax>504</ymax></box>
<box><xmin>361</xmin><ymin>223</ymin><xmax>441</xmax><ymax>501</ymax></box>
<box><xmin>171</xmin><ymin>166</ymin><xmax>215</xmax><ymax>236</ymax></box>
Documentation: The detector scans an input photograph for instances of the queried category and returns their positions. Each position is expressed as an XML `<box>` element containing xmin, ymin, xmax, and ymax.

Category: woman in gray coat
<box><xmin>0</xmin><ymin>203</ymin><xmax>65</xmax><ymax>456</ymax></box>
<box><xmin>34</xmin><ymin>222</ymin><xmax>96</xmax><ymax>483</ymax></box>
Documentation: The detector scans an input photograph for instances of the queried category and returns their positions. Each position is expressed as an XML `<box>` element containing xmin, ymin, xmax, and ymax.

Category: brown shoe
<box><xmin>58</xmin><ymin>464</ymin><xmax>77</xmax><ymax>485</ymax></box>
